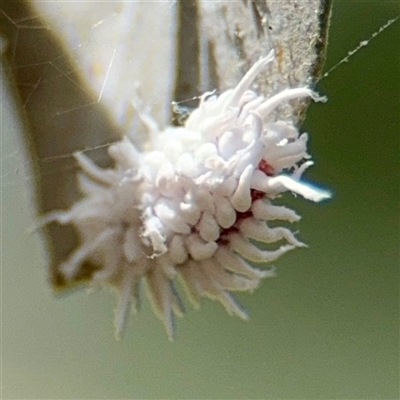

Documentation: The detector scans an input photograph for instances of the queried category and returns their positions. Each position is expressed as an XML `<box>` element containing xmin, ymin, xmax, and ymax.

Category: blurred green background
<box><xmin>2</xmin><ymin>1</ymin><xmax>399</xmax><ymax>399</ymax></box>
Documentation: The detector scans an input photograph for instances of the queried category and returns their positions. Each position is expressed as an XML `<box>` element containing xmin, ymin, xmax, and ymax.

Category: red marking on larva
<box><xmin>258</xmin><ymin>159</ymin><xmax>274</xmax><ymax>176</ymax></box>
<box><xmin>217</xmin><ymin>226</ymin><xmax>239</xmax><ymax>245</ymax></box>
<box><xmin>236</xmin><ymin>210</ymin><xmax>253</xmax><ymax>220</ymax></box>
<box><xmin>251</xmin><ymin>189</ymin><xmax>265</xmax><ymax>202</ymax></box>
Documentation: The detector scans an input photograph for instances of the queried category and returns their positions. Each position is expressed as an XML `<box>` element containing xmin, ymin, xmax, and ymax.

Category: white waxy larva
<box><xmin>191</xmin><ymin>187</ymin><xmax>215</xmax><ymax>214</ymax></box>
<box><xmin>230</xmin><ymin>164</ymin><xmax>253</xmax><ymax>212</ymax></box>
<box><xmin>266</xmin><ymin>176</ymin><xmax>331</xmax><ymax>202</ymax></box>
<box><xmin>123</xmin><ymin>226</ymin><xmax>143</xmax><ymax>262</ymax></box>
<box><xmin>154</xmin><ymin>201</ymin><xmax>191</xmax><ymax>235</ymax></box>
<box><xmin>46</xmin><ymin>51</ymin><xmax>330</xmax><ymax>338</ymax></box>
<box><xmin>214</xmin><ymin>246</ymin><xmax>275</xmax><ymax>280</ymax></box>
<box><xmin>199</xmin><ymin>258</ymin><xmax>259</xmax><ymax>292</ymax></box>
<box><xmin>238</xmin><ymin>217</ymin><xmax>305</xmax><ymax>247</ymax></box>
<box><xmin>169</xmin><ymin>234</ymin><xmax>188</xmax><ymax>265</ymax></box>
<box><xmin>212</xmin><ymin>175</ymin><xmax>237</xmax><ymax>197</ymax></box>
<box><xmin>195</xmin><ymin>142</ymin><xmax>218</xmax><ymax>164</ymax></box>
<box><xmin>257</xmin><ymin>88</ymin><xmax>326</xmax><ymax>118</ymax></box>
<box><xmin>185</xmin><ymin>234</ymin><xmax>218</xmax><ymax>261</ymax></box>
<box><xmin>214</xmin><ymin>195</ymin><xmax>236</xmax><ymax>229</ymax></box>
<box><xmin>60</xmin><ymin>228</ymin><xmax>116</xmax><ymax>279</ymax></box>
<box><xmin>251</xmin><ymin>199</ymin><xmax>301</xmax><ymax>223</ymax></box>
<box><xmin>179</xmin><ymin>201</ymin><xmax>201</xmax><ymax>225</ymax></box>
<box><xmin>197</xmin><ymin>211</ymin><xmax>220</xmax><ymax>242</ymax></box>
<box><xmin>228</xmin><ymin>233</ymin><xmax>295</xmax><ymax>264</ymax></box>
<box><xmin>237</xmin><ymin>95</ymin><xmax>265</xmax><ymax>126</ymax></box>
<box><xmin>218</xmin><ymin>130</ymin><xmax>246</xmax><ymax>160</ymax></box>
<box><xmin>108</xmin><ymin>138</ymin><xmax>142</xmax><ymax>170</ymax></box>
<box><xmin>155</xmin><ymin>162</ymin><xmax>175</xmax><ymax>195</ymax></box>
<box><xmin>176</xmin><ymin>153</ymin><xmax>196</xmax><ymax>177</ymax></box>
